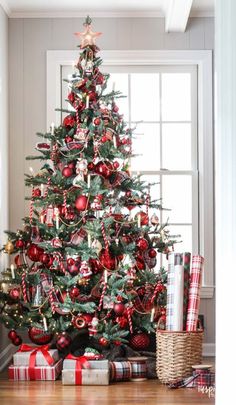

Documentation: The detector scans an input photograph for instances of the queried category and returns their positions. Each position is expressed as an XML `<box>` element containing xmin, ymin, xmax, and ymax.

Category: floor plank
<box><xmin>0</xmin><ymin>370</ymin><xmax>215</xmax><ymax>405</ymax></box>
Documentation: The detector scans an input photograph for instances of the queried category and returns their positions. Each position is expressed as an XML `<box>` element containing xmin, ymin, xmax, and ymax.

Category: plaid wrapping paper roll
<box><xmin>8</xmin><ymin>359</ymin><xmax>63</xmax><ymax>381</ymax></box>
<box><xmin>182</xmin><ymin>253</ymin><xmax>191</xmax><ymax>329</ymax></box>
<box><xmin>166</xmin><ymin>252</ymin><xmax>175</xmax><ymax>330</ymax></box>
<box><xmin>192</xmin><ymin>369</ymin><xmax>215</xmax><ymax>388</ymax></box>
<box><xmin>109</xmin><ymin>361</ymin><xmax>132</xmax><ymax>382</ymax></box>
<box><xmin>186</xmin><ymin>255</ymin><xmax>204</xmax><ymax>331</ymax></box>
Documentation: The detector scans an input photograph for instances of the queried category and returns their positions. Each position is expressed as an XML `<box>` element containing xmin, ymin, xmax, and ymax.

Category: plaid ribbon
<box><xmin>168</xmin><ymin>367</ymin><xmax>215</xmax><ymax>389</ymax></box>
<box><xmin>186</xmin><ymin>255</ymin><xmax>204</xmax><ymax>331</ymax></box>
<box><xmin>109</xmin><ymin>361</ymin><xmax>132</xmax><ymax>382</ymax></box>
<box><xmin>129</xmin><ymin>360</ymin><xmax>147</xmax><ymax>380</ymax></box>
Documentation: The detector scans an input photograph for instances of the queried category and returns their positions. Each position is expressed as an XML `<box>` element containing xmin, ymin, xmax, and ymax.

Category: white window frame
<box><xmin>47</xmin><ymin>50</ymin><xmax>214</xmax><ymax>299</ymax></box>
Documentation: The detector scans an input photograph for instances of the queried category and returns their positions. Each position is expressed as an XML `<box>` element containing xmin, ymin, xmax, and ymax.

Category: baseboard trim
<box><xmin>0</xmin><ymin>343</ymin><xmax>17</xmax><ymax>371</ymax></box>
<box><xmin>203</xmin><ymin>343</ymin><xmax>215</xmax><ymax>357</ymax></box>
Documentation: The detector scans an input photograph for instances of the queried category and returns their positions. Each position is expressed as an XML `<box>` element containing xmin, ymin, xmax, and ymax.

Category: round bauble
<box><xmin>27</xmin><ymin>244</ymin><xmax>44</xmax><ymax>262</ymax></box>
<box><xmin>95</xmin><ymin>161</ymin><xmax>113</xmax><ymax>179</ymax></box>
<box><xmin>89</xmin><ymin>258</ymin><xmax>103</xmax><ymax>274</ymax></box>
<box><xmin>68</xmin><ymin>261</ymin><xmax>80</xmax><ymax>276</ymax></box>
<box><xmin>113</xmin><ymin>302</ymin><xmax>125</xmax><ymax>316</ymax></box>
<box><xmin>94</xmin><ymin>117</ymin><xmax>101</xmax><ymax>126</ymax></box>
<box><xmin>113</xmin><ymin>161</ymin><xmax>120</xmax><ymax>170</ymax></box>
<box><xmin>136</xmin><ymin>257</ymin><xmax>146</xmax><ymax>270</ymax></box>
<box><xmin>87</xmin><ymin>162</ymin><xmax>95</xmax><ymax>171</ymax></box>
<box><xmin>34</xmin><ymin>188</ymin><xmax>41</xmax><ymax>197</ymax></box>
<box><xmin>136</xmin><ymin>238</ymin><xmax>149</xmax><ymax>251</ymax></box>
<box><xmin>113</xmin><ymin>104</ymin><xmax>119</xmax><ymax>113</ymax></box>
<box><xmin>69</xmin><ymin>286</ymin><xmax>80</xmax><ymax>299</ymax></box>
<box><xmin>8</xmin><ymin>329</ymin><xmax>18</xmax><ymax>341</ymax></box>
<box><xmin>148</xmin><ymin>248</ymin><xmax>157</xmax><ymax>258</ymax></box>
<box><xmin>12</xmin><ymin>336</ymin><xmax>22</xmax><ymax>346</ymax></box>
<box><xmin>68</xmin><ymin>161</ymin><xmax>76</xmax><ymax>169</ymax></box>
<box><xmin>4</xmin><ymin>240</ymin><xmax>14</xmax><ymax>254</ymax></box>
<box><xmin>96</xmin><ymin>73</ymin><xmax>104</xmax><ymax>85</ymax></box>
<box><xmin>56</xmin><ymin>332</ymin><xmax>72</xmax><ymax>351</ymax></box>
<box><xmin>62</xmin><ymin>166</ymin><xmax>73</xmax><ymax>178</ymax></box>
<box><xmin>15</xmin><ymin>239</ymin><xmax>25</xmax><ymax>249</ymax></box>
<box><xmin>63</xmin><ymin>115</ymin><xmax>75</xmax><ymax>128</ymax></box>
<box><xmin>116</xmin><ymin>316</ymin><xmax>128</xmax><ymax>328</ymax></box>
<box><xmin>98</xmin><ymin>337</ymin><xmax>109</xmax><ymax>347</ymax></box>
<box><xmin>150</xmin><ymin>214</ymin><xmax>159</xmax><ymax>226</ymax></box>
<box><xmin>99</xmin><ymin>249</ymin><xmax>116</xmax><ymax>271</ymax></box>
<box><xmin>135</xmin><ymin>211</ymin><xmax>149</xmax><ymax>226</ymax></box>
<box><xmin>68</xmin><ymin>92</ymin><xmax>75</xmax><ymax>103</ymax></box>
<box><xmin>65</xmin><ymin>135</ymin><xmax>73</xmax><ymax>144</ymax></box>
<box><xmin>28</xmin><ymin>326</ymin><xmax>53</xmax><ymax>345</ymax></box>
<box><xmin>101</xmin><ymin>135</ymin><xmax>108</xmax><ymax>143</ymax></box>
<box><xmin>75</xmin><ymin>195</ymin><xmax>88</xmax><ymax>211</ymax></box>
<box><xmin>129</xmin><ymin>332</ymin><xmax>150</xmax><ymax>350</ymax></box>
<box><xmin>67</xmin><ymin>257</ymin><xmax>75</xmax><ymax>266</ymax></box>
<box><xmin>39</xmin><ymin>253</ymin><xmax>51</xmax><ymax>265</ymax></box>
<box><xmin>143</xmin><ymin>251</ymin><xmax>157</xmax><ymax>269</ymax></box>
<box><xmin>9</xmin><ymin>288</ymin><xmax>20</xmax><ymax>301</ymax></box>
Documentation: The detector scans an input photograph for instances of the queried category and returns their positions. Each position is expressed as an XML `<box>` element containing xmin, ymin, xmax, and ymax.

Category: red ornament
<box><xmin>94</xmin><ymin>117</ymin><xmax>101</xmax><ymax>126</ymax></box>
<box><xmin>65</xmin><ymin>135</ymin><xmax>73</xmax><ymax>143</ymax></box>
<box><xmin>9</xmin><ymin>288</ymin><xmax>20</xmax><ymax>300</ymax></box>
<box><xmin>56</xmin><ymin>332</ymin><xmax>72</xmax><ymax>351</ymax></box>
<box><xmin>87</xmin><ymin>162</ymin><xmax>95</xmax><ymax>171</ymax></box>
<box><xmin>15</xmin><ymin>239</ymin><xmax>25</xmax><ymax>249</ymax></box>
<box><xmin>68</xmin><ymin>92</ymin><xmax>75</xmax><ymax>103</ymax></box>
<box><xmin>69</xmin><ymin>286</ymin><xmax>80</xmax><ymax>299</ymax></box>
<box><xmin>113</xmin><ymin>161</ymin><xmax>120</xmax><ymax>170</ymax></box>
<box><xmin>99</xmin><ymin>249</ymin><xmax>116</xmax><ymax>270</ymax></box>
<box><xmin>148</xmin><ymin>248</ymin><xmax>157</xmax><ymax>258</ymax></box>
<box><xmin>12</xmin><ymin>336</ymin><xmax>22</xmax><ymax>346</ymax></box>
<box><xmin>27</xmin><ymin>244</ymin><xmax>44</xmax><ymax>262</ymax></box>
<box><xmin>98</xmin><ymin>337</ymin><xmax>109</xmax><ymax>347</ymax></box>
<box><xmin>116</xmin><ymin>316</ymin><xmax>128</xmax><ymax>328</ymax></box>
<box><xmin>101</xmin><ymin>135</ymin><xmax>108</xmax><ymax>143</ymax></box>
<box><xmin>63</xmin><ymin>115</ymin><xmax>75</xmax><ymax>128</ymax></box>
<box><xmin>73</xmin><ymin>316</ymin><xmax>86</xmax><ymax>329</ymax></box>
<box><xmin>95</xmin><ymin>161</ymin><xmax>113</xmax><ymax>179</ymax></box>
<box><xmin>136</xmin><ymin>257</ymin><xmax>146</xmax><ymax>270</ymax></box>
<box><xmin>33</xmin><ymin>188</ymin><xmax>41</xmax><ymax>197</ymax></box>
<box><xmin>62</xmin><ymin>166</ymin><xmax>73</xmax><ymax>178</ymax></box>
<box><xmin>113</xmin><ymin>104</ymin><xmax>119</xmax><ymax>113</ymax></box>
<box><xmin>129</xmin><ymin>332</ymin><xmax>150</xmax><ymax>350</ymax></box>
<box><xmin>136</xmin><ymin>238</ymin><xmax>149</xmax><ymax>251</ymax></box>
<box><xmin>96</xmin><ymin>73</ymin><xmax>104</xmax><ymax>85</ymax></box>
<box><xmin>67</xmin><ymin>257</ymin><xmax>75</xmax><ymax>266</ymax></box>
<box><xmin>8</xmin><ymin>329</ymin><xmax>18</xmax><ymax>341</ymax></box>
<box><xmin>135</xmin><ymin>211</ymin><xmax>149</xmax><ymax>226</ymax></box>
<box><xmin>75</xmin><ymin>195</ymin><xmax>88</xmax><ymax>211</ymax></box>
<box><xmin>113</xmin><ymin>302</ymin><xmax>125</xmax><ymax>315</ymax></box>
<box><xmin>82</xmin><ymin>313</ymin><xmax>93</xmax><ymax>326</ymax></box>
<box><xmin>39</xmin><ymin>253</ymin><xmax>51</xmax><ymax>265</ymax></box>
<box><xmin>28</xmin><ymin>326</ymin><xmax>53</xmax><ymax>345</ymax></box>
<box><xmin>68</xmin><ymin>261</ymin><xmax>81</xmax><ymax>276</ymax></box>
<box><xmin>113</xmin><ymin>340</ymin><xmax>121</xmax><ymax>346</ymax></box>
<box><xmin>89</xmin><ymin>258</ymin><xmax>103</xmax><ymax>273</ymax></box>
<box><xmin>68</xmin><ymin>161</ymin><xmax>76</xmax><ymax>169</ymax></box>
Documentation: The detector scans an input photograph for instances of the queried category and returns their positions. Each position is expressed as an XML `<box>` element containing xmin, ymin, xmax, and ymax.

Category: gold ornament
<box><xmin>74</xmin><ymin>24</ymin><xmax>101</xmax><ymax>48</ymax></box>
<box><xmin>4</xmin><ymin>240</ymin><xmax>14</xmax><ymax>254</ymax></box>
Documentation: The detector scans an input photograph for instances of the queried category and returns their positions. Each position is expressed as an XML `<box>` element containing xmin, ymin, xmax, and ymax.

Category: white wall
<box><xmin>0</xmin><ymin>4</ymin><xmax>9</xmax><ymax>352</ymax></box>
<box><xmin>8</xmin><ymin>16</ymin><xmax>215</xmax><ymax>347</ymax></box>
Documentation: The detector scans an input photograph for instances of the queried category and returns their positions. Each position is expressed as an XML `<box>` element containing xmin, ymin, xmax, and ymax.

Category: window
<box><xmin>47</xmin><ymin>50</ymin><xmax>214</xmax><ymax>298</ymax></box>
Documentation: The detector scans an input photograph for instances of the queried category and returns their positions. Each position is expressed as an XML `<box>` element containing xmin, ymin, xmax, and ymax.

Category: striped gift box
<box><xmin>8</xmin><ymin>359</ymin><xmax>63</xmax><ymax>381</ymax></box>
<box><xmin>109</xmin><ymin>361</ymin><xmax>132</xmax><ymax>382</ymax></box>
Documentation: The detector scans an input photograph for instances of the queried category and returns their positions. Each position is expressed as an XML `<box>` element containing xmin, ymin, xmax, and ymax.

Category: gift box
<box><xmin>62</xmin><ymin>355</ymin><xmax>109</xmax><ymax>385</ymax></box>
<box><xmin>109</xmin><ymin>361</ymin><xmax>132</xmax><ymax>382</ymax></box>
<box><xmin>8</xmin><ymin>359</ymin><xmax>63</xmax><ymax>381</ymax></box>
<box><xmin>13</xmin><ymin>344</ymin><xmax>59</xmax><ymax>366</ymax></box>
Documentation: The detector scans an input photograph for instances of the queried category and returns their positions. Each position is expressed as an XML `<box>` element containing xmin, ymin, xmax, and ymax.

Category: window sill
<box><xmin>200</xmin><ymin>286</ymin><xmax>215</xmax><ymax>299</ymax></box>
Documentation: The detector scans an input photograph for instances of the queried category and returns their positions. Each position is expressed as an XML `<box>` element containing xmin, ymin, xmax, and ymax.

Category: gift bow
<box><xmin>66</xmin><ymin>354</ymin><xmax>91</xmax><ymax>384</ymax></box>
<box><xmin>18</xmin><ymin>344</ymin><xmax>55</xmax><ymax>380</ymax></box>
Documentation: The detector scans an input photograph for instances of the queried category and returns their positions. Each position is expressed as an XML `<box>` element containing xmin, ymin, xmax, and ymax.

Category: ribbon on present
<box><xmin>18</xmin><ymin>344</ymin><xmax>55</xmax><ymax>380</ymax></box>
<box><xmin>65</xmin><ymin>354</ymin><xmax>91</xmax><ymax>385</ymax></box>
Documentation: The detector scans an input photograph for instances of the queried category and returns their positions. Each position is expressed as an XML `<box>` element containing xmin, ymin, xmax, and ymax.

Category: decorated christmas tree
<box><xmin>0</xmin><ymin>17</ymin><xmax>176</xmax><ymax>353</ymax></box>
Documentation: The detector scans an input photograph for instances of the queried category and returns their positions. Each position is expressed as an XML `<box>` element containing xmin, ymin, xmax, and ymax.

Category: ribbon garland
<box><xmin>21</xmin><ymin>271</ymin><xmax>28</xmax><ymax>302</ymax></box>
<box><xmin>65</xmin><ymin>354</ymin><xmax>91</xmax><ymax>384</ymax></box>
<box><xmin>17</xmin><ymin>344</ymin><xmax>54</xmax><ymax>381</ymax></box>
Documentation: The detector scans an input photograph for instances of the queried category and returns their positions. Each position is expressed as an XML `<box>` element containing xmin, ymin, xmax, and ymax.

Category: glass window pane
<box><xmin>131</xmin><ymin>74</ymin><xmax>160</xmax><ymax>121</ymax></box>
<box><xmin>162</xmin><ymin>225</ymin><xmax>192</xmax><ymax>268</ymax></box>
<box><xmin>162</xmin><ymin>175</ymin><xmax>192</xmax><ymax>223</ymax></box>
<box><xmin>162</xmin><ymin>123</ymin><xmax>192</xmax><ymax>170</ymax></box>
<box><xmin>162</xmin><ymin>73</ymin><xmax>191</xmax><ymax>121</ymax></box>
<box><xmin>131</xmin><ymin>123</ymin><xmax>160</xmax><ymax>171</ymax></box>
<box><xmin>141</xmin><ymin>174</ymin><xmax>160</xmax><ymax>203</ymax></box>
<box><xmin>105</xmin><ymin>73</ymin><xmax>129</xmax><ymax>121</ymax></box>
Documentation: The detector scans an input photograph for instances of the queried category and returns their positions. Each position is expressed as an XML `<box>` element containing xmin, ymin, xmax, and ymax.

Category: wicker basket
<box><xmin>156</xmin><ymin>329</ymin><xmax>203</xmax><ymax>384</ymax></box>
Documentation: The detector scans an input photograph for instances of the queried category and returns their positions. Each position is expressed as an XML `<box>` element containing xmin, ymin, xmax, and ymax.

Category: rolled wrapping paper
<box><xmin>182</xmin><ymin>252</ymin><xmax>191</xmax><ymax>329</ymax></box>
<box><xmin>186</xmin><ymin>255</ymin><xmax>204</xmax><ymax>331</ymax></box>
<box><xmin>109</xmin><ymin>361</ymin><xmax>132</xmax><ymax>382</ymax></box>
<box><xmin>166</xmin><ymin>253</ymin><xmax>185</xmax><ymax>331</ymax></box>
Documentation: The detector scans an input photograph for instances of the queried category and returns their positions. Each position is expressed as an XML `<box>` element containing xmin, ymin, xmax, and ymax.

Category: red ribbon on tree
<box><xmin>17</xmin><ymin>344</ymin><xmax>54</xmax><ymax>380</ymax></box>
<box><xmin>65</xmin><ymin>354</ymin><xmax>91</xmax><ymax>384</ymax></box>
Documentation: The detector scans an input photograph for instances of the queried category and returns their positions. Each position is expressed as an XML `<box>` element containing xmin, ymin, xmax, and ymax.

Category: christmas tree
<box><xmin>0</xmin><ymin>17</ymin><xmax>176</xmax><ymax>353</ymax></box>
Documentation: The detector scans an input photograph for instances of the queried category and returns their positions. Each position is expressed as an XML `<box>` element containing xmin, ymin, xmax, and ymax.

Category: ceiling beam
<box><xmin>165</xmin><ymin>0</ymin><xmax>193</xmax><ymax>32</ymax></box>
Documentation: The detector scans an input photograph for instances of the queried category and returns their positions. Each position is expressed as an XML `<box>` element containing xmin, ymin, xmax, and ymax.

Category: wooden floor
<box><xmin>0</xmin><ymin>359</ymin><xmax>215</xmax><ymax>405</ymax></box>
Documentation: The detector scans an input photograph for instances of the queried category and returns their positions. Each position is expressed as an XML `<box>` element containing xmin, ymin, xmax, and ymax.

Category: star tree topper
<box><xmin>75</xmin><ymin>16</ymin><xmax>102</xmax><ymax>48</ymax></box>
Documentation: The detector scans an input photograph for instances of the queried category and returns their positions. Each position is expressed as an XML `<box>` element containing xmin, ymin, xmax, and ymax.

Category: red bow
<box><xmin>18</xmin><ymin>344</ymin><xmax>54</xmax><ymax>380</ymax></box>
<box><xmin>65</xmin><ymin>354</ymin><xmax>91</xmax><ymax>384</ymax></box>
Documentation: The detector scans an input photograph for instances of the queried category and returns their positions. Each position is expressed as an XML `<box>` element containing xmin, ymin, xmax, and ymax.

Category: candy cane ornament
<box><xmin>63</xmin><ymin>190</ymin><xmax>68</xmax><ymax>217</ymax></box>
<box><xmin>44</xmin><ymin>178</ymin><xmax>51</xmax><ymax>198</ymax></box>
<box><xmin>101</xmin><ymin>222</ymin><xmax>109</xmax><ymax>252</ymax></box>
<box><xmin>98</xmin><ymin>279</ymin><xmax>108</xmax><ymax>312</ymax></box>
<box><xmin>21</xmin><ymin>272</ymin><xmax>28</xmax><ymax>302</ymax></box>
<box><xmin>48</xmin><ymin>288</ymin><xmax>56</xmax><ymax>314</ymax></box>
<box><xmin>126</xmin><ymin>305</ymin><xmax>133</xmax><ymax>334</ymax></box>
<box><xmin>29</xmin><ymin>187</ymin><xmax>35</xmax><ymax>224</ymax></box>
